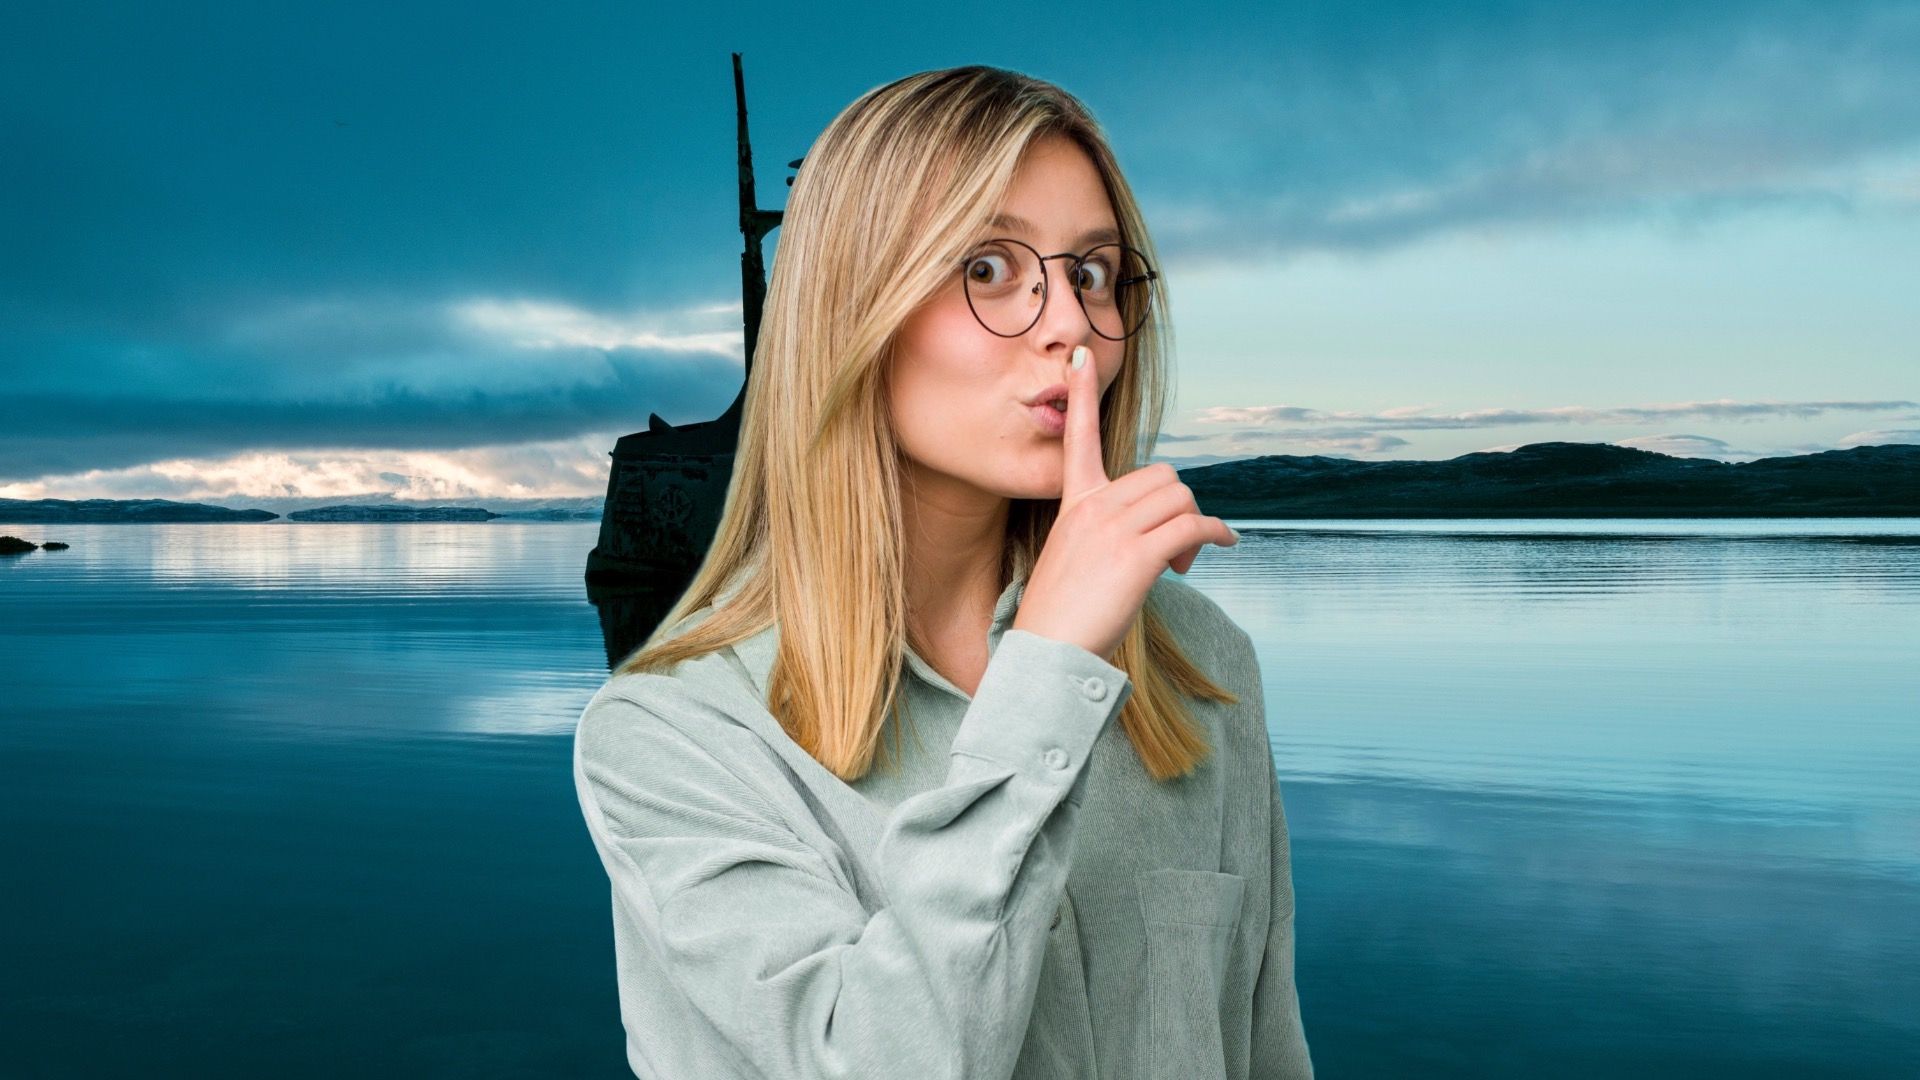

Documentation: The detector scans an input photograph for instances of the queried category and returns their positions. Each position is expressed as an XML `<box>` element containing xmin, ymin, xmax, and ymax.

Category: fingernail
<box><xmin>1071</xmin><ymin>345</ymin><xmax>1087</xmax><ymax>370</ymax></box>
<box><xmin>1229</xmin><ymin>528</ymin><xmax>1241</xmax><ymax>541</ymax></box>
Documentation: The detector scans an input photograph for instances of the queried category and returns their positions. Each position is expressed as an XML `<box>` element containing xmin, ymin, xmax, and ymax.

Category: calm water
<box><xmin>2</xmin><ymin>519</ymin><xmax>1916</xmax><ymax>1077</ymax></box>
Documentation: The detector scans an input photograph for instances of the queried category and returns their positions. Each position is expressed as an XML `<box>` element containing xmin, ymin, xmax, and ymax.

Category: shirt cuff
<box><xmin>948</xmin><ymin>628</ymin><xmax>1132</xmax><ymax>802</ymax></box>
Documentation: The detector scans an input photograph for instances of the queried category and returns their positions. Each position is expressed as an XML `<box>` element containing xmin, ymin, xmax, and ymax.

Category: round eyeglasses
<box><xmin>957</xmin><ymin>237</ymin><xmax>1158</xmax><ymax>340</ymax></box>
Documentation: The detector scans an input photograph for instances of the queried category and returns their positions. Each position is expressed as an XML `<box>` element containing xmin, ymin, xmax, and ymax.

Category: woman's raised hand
<box><xmin>1011</xmin><ymin>345</ymin><xmax>1240</xmax><ymax>662</ymax></box>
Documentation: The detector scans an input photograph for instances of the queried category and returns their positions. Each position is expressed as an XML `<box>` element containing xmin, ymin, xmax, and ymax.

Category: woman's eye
<box><xmin>966</xmin><ymin>251</ymin><xmax>1011</xmax><ymax>284</ymax></box>
<box><xmin>1073</xmin><ymin>259</ymin><xmax>1111</xmax><ymax>293</ymax></box>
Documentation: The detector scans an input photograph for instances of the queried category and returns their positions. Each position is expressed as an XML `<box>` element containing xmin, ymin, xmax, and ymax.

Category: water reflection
<box><xmin>3</xmin><ymin>517</ymin><xmax>1916</xmax><ymax>1077</ymax></box>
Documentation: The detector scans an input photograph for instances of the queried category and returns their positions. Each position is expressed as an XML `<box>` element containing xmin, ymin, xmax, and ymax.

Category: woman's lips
<box><xmin>1026</xmin><ymin>399</ymin><xmax>1066</xmax><ymax>436</ymax></box>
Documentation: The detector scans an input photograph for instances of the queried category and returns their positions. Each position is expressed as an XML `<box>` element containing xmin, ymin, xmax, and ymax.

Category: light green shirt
<box><xmin>573</xmin><ymin>565</ymin><xmax>1311</xmax><ymax>1079</ymax></box>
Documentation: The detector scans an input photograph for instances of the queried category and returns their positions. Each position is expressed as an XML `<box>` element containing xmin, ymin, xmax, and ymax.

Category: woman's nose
<box><xmin>1034</xmin><ymin>259</ymin><xmax>1092</xmax><ymax>339</ymax></box>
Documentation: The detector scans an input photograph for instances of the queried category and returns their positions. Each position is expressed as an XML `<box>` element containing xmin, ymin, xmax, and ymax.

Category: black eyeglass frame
<box><xmin>955</xmin><ymin>237</ymin><xmax>1160</xmax><ymax>340</ymax></box>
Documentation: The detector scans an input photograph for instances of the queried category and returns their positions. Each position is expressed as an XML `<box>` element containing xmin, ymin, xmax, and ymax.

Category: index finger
<box><xmin>1060</xmin><ymin>344</ymin><xmax>1108</xmax><ymax>503</ymax></box>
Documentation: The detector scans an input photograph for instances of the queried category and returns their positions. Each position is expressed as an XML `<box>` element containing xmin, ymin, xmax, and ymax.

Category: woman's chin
<box><xmin>966</xmin><ymin>452</ymin><xmax>1065</xmax><ymax>501</ymax></box>
<box><xmin>1003</xmin><ymin>473</ymin><xmax>1065</xmax><ymax>501</ymax></box>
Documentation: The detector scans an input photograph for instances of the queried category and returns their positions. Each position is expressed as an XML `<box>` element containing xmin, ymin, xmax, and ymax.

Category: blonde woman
<box><xmin>573</xmin><ymin>65</ymin><xmax>1312</xmax><ymax>1079</ymax></box>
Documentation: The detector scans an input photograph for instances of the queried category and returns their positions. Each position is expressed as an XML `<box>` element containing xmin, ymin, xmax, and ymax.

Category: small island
<box><xmin>286</xmin><ymin>505</ymin><xmax>499</xmax><ymax>522</ymax></box>
<box><xmin>490</xmin><ymin>506</ymin><xmax>604</xmax><ymax>521</ymax></box>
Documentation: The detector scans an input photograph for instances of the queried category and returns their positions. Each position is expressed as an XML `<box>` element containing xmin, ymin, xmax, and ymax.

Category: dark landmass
<box><xmin>490</xmin><ymin>506</ymin><xmax>603</xmax><ymax>521</ymax></box>
<box><xmin>0</xmin><ymin>535</ymin><xmax>71</xmax><ymax>553</ymax></box>
<box><xmin>239</xmin><ymin>494</ymin><xmax>603</xmax><ymax>518</ymax></box>
<box><xmin>1182</xmin><ymin>441</ymin><xmax>1920</xmax><ymax>518</ymax></box>
<box><xmin>0</xmin><ymin>498</ymin><xmax>278</xmax><ymax>523</ymax></box>
<box><xmin>286</xmin><ymin>505</ymin><xmax>499</xmax><ymax>522</ymax></box>
<box><xmin>0</xmin><ymin>496</ymin><xmax>596</xmax><ymax>523</ymax></box>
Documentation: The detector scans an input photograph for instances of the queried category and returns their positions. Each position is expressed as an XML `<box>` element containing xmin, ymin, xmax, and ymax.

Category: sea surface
<box><xmin>2</xmin><ymin>519</ymin><xmax>1916</xmax><ymax>1077</ymax></box>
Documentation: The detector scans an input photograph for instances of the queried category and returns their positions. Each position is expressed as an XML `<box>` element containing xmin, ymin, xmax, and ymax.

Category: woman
<box><xmin>574</xmin><ymin>64</ymin><xmax>1312</xmax><ymax>1079</ymax></box>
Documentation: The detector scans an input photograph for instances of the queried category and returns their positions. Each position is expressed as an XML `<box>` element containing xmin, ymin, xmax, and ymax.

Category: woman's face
<box><xmin>888</xmin><ymin>134</ymin><xmax>1127</xmax><ymax>503</ymax></box>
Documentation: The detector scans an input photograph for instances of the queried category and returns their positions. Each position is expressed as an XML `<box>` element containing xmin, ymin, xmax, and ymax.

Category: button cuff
<box><xmin>947</xmin><ymin>629</ymin><xmax>1132</xmax><ymax>782</ymax></box>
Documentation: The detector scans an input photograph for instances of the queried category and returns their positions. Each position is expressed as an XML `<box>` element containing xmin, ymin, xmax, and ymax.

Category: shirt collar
<box><xmin>725</xmin><ymin>563</ymin><xmax>1029</xmax><ymax>704</ymax></box>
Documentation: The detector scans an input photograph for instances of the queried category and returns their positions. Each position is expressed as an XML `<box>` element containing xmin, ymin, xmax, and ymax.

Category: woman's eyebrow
<box><xmin>989</xmin><ymin>212</ymin><xmax>1121</xmax><ymax>247</ymax></box>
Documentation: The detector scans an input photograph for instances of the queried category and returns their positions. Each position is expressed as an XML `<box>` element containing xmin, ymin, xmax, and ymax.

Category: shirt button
<box><xmin>1081</xmin><ymin>676</ymin><xmax>1107</xmax><ymax>701</ymax></box>
<box><xmin>1042</xmin><ymin>747</ymin><xmax>1068</xmax><ymax>770</ymax></box>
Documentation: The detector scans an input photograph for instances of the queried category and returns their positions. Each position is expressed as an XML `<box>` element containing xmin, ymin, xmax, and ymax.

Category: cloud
<box><xmin>1149</xmin><ymin>435</ymin><xmax>1410</xmax><ymax>468</ymax></box>
<box><xmin>1216</xmin><ymin>429</ymin><xmax>1413</xmax><ymax>455</ymax></box>
<box><xmin>1835</xmin><ymin>427</ymin><xmax>1920</xmax><ymax>447</ymax></box>
<box><xmin>450</xmin><ymin>297</ymin><xmax>744</xmax><ymax>355</ymax></box>
<box><xmin>1161</xmin><ymin>432</ymin><xmax>1854</xmax><ymax>466</ymax></box>
<box><xmin>1138</xmin><ymin>1</ymin><xmax>1920</xmax><ymax>259</ymax></box>
<box><xmin>1193</xmin><ymin>398</ymin><xmax>1917</xmax><ymax>431</ymax></box>
<box><xmin>0</xmin><ymin>293</ymin><xmax>745</xmax><ymax>482</ymax></box>
<box><xmin>1150</xmin><ymin>452</ymin><xmax>1275</xmax><ymax>469</ymax></box>
<box><xmin>1165</xmin><ymin>398</ymin><xmax>1920</xmax><ymax>461</ymax></box>
<box><xmin>0</xmin><ymin>432</ymin><xmax>624</xmax><ymax>503</ymax></box>
<box><xmin>1613</xmin><ymin>433</ymin><xmax>1742</xmax><ymax>459</ymax></box>
<box><xmin>1607</xmin><ymin>432</ymin><xmax>1885</xmax><ymax>460</ymax></box>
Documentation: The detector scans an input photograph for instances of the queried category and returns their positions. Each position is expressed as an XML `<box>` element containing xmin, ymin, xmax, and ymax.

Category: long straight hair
<box><xmin>616</xmin><ymin>65</ymin><xmax>1237</xmax><ymax>783</ymax></box>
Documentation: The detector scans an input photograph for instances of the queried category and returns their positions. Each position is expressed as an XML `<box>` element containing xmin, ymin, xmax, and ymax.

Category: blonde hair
<box><xmin>616</xmin><ymin>64</ymin><xmax>1237</xmax><ymax>783</ymax></box>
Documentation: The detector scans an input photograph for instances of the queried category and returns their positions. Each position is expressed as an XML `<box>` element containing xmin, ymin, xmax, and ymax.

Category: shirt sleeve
<box><xmin>1242</xmin><ymin>635</ymin><xmax>1315</xmax><ymax>1079</ymax></box>
<box><xmin>573</xmin><ymin>627</ymin><xmax>1132</xmax><ymax>1080</ymax></box>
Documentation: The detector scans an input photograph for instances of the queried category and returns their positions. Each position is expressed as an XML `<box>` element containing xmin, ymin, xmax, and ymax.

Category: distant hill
<box><xmin>0</xmin><ymin>498</ymin><xmax>278</xmax><ymax>523</ymax></box>
<box><xmin>1179</xmin><ymin>441</ymin><xmax>1920</xmax><ymax>517</ymax></box>
<box><xmin>237</xmin><ymin>494</ymin><xmax>603</xmax><ymax>519</ymax></box>
<box><xmin>286</xmin><ymin>505</ymin><xmax>498</xmax><ymax>522</ymax></box>
<box><xmin>489</xmin><ymin>505</ymin><xmax>603</xmax><ymax>521</ymax></box>
<box><xmin>0</xmin><ymin>496</ymin><xmax>599</xmax><ymax>523</ymax></box>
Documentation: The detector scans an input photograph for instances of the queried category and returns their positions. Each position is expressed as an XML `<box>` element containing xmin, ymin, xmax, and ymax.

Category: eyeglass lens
<box><xmin>962</xmin><ymin>239</ymin><xmax>1153</xmax><ymax>339</ymax></box>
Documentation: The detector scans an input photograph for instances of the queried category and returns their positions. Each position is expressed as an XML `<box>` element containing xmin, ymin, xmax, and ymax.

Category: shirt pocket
<box><xmin>1137</xmin><ymin>867</ymin><xmax>1246</xmax><ymax>1078</ymax></box>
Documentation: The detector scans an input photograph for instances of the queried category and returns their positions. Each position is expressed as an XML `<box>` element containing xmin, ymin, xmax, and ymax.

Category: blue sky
<box><xmin>3</xmin><ymin>0</ymin><xmax>1916</xmax><ymax>504</ymax></box>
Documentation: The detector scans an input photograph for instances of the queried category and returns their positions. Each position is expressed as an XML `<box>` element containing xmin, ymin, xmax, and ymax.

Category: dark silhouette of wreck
<box><xmin>584</xmin><ymin>54</ymin><xmax>793</xmax><ymax>668</ymax></box>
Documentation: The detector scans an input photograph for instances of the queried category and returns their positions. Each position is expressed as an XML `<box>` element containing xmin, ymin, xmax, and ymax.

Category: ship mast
<box><xmin>584</xmin><ymin>54</ymin><xmax>792</xmax><ymax>605</ymax></box>
<box><xmin>722</xmin><ymin>51</ymin><xmax>788</xmax><ymax>426</ymax></box>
